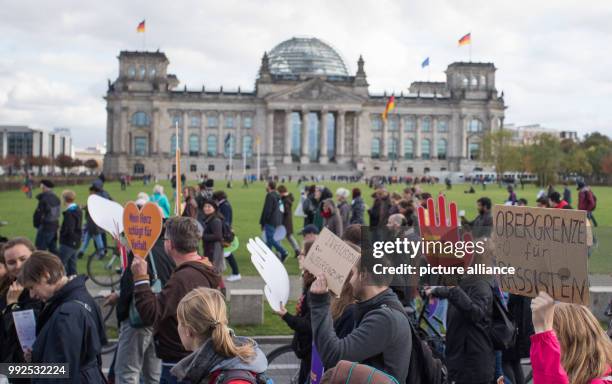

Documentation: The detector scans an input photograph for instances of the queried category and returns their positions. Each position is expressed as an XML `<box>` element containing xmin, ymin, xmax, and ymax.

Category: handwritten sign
<box><xmin>303</xmin><ymin>227</ymin><xmax>360</xmax><ymax>296</ymax></box>
<box><xmin>492</xmin><ymin>205</ymin><xmax>589</xmax><ymax>305</ymax></box>
<box><xmin>12</xmin><ymin>309</ymin><xmax>36</xmax><ymax>351</ymax></box>
<box><xmin>123</xmin><ymin>202</ymin><xmax>163</xmax><ymax>258</ymax></box>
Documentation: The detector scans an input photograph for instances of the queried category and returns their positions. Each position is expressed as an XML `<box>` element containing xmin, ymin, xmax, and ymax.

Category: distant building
<box><xmin>504</xmin><ymin>124</ymin><xmax>580</xmax><ymax>145</ymax></box>
<box><xmin>0</xmin><ymin>125</ymin><xmax>73</xmax><ymax>159</ymax></box>
<box><xmin>559</xmin><ymin>130</ymin><xmax>579</xmax><ymax>142</ymax></box>
<box><xmin>74</xmin><ymin>144</ymin><xmax>106</xmax><ymax>174</ymax></box>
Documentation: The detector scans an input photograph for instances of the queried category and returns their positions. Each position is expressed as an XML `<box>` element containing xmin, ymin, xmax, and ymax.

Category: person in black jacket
<box><xmin>0</xmin><ymin>237</ymin><xmax>43</xmax><ymax>373</ymax></box>
<box><xmin>213</xmin><ymin>190</ymin><xmax>241</xmax><ymax>281</ymax></box>
<box><xmin>427</xmin><ymin>274</ymin><xmax>495</xmax><ymax>384</ymax></box>
<box><xmin>58</xmin><ymin>190</ymin><xmax>82</xmax><ymax>276</ymax></box>
<box><xmin>33</xmin><ymin>179</ymin><xmax>61</xmax><ymax>254</ymax></box>
<box><xmin>502</xmin><ymin>294</ymin><xmax>534</xmax><ymax>384</ymax></box>
<box><xmin>76</xmin><ymin>187</ymin><xmax>106</xmax><ymax>259</ymax></box>
<box><xmin>18</xmin><ymin>251</ymin><xmax>107</xmax><ymax>384</ymax></box>
<box><xmin>259</xmin><ymin>181</ymin><xmax>288</xmax><ymax>261</ymax></box>
<box><xmin>200</xmin><ymin>199</ymin><xmax>225</xmax><ymax>276</ymax></box>
<box><xmin>278</xmin><ymin>185</ymin><xmax>300</xmax><ymax>258</ymax></box>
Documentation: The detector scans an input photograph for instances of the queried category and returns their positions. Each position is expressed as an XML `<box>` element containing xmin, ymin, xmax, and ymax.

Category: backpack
<box><xmin>381</xmin><ymin>302</ymin><xmax>447</xmax><ymax>384</ymax></box>
<box><xmin>490</xmin><ymin>287</ymin><xmax>517</xmax><ymax>350</ymax></box>
<box><xmin>221</xmin><ymin>221</ymin><xmax>235</xmax><ymax>247</ymax></box>
<box><xmin>590</xmin><ymin>190</ymin><xmax>597</xmax><ymax>211</ymax></box>
<box><xmin>210</xmin><ymin>369</ymin><xmax>270</xmax><ymax>384</ymax></box>
<box><xmin>325</xmin><ymin>361</ymin><xmax>399</xmax><ymax>384</ymax></box>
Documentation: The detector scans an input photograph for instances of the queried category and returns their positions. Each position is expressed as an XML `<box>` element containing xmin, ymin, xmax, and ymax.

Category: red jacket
<box><xmin>530</xmin><ymin>330</ymin><xmax>612</xmax><ymax>384</ymax></box>
<box><xmin>578</xmin><ymin>188</ymin><xmax>596</xmax><ymax>212</ymax></box>
<box><xmin>554</xmin><ymin>200</ymin><xmax>569</xmax><ymax>209</ymax></box>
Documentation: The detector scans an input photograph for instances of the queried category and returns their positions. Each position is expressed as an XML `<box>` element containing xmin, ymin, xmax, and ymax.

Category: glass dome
<box><xmin>268</xmin><ymin>37</ymin><xmax>349</xmax><ymax>77</ymax></box>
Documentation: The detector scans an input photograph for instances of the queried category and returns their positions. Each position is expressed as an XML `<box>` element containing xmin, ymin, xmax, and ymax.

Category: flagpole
<box><xmin>256</xmin><ymin>136</ymin><xmax>261</xmax><ymax>181</ymax></box>
<box><xmin>242</xmin><ymin>142</ymin><xmax>246</xmax><ymax>178</ymax></box>
<box><xmin>175</xmin><ymin>121</ymin><xmax>182</xmax><ymax>216</ymax></box>
<box><xmin>228</xmin><ymin>137</ymin><xmax>233</xmax><ymax>185</ymax></box>
<box><xmin>469</xmin><ymin>42</ymin><xmax>472</xmax><ymax>62</ymax></box>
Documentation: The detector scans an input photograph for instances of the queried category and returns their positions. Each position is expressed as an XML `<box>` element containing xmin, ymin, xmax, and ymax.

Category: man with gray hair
<box><xmin>131</xmin><ymin>216</ymin><xmax>220</xmax><ymax>383</ymax></box>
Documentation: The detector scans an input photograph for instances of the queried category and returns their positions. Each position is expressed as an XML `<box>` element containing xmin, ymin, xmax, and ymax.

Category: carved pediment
<box><xmin>266</xmin><ymin>79</ymin><xmax>364</xmax><ymax>103</ymax></box>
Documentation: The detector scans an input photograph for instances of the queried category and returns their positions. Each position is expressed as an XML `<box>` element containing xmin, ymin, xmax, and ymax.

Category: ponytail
<box><xmin>211</xmin><ymin>322</ymin><xmax>255</xmax><ymax>361</ymax></box>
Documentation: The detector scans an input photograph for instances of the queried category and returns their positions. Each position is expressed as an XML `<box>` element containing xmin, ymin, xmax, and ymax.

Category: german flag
<box><xmin>382</xmin><ymin>95</ymin><xmax>396</xmax><ymax>121</ymax></box>
<box><xmin>458</xmin><ymin>32</ymin><xmax>471</xmax><ymax>46</ymax></box>
<box><xmin>137</xmin><ymin>20</ymin><xmax>145</xmax><ymax>33</ymax></box>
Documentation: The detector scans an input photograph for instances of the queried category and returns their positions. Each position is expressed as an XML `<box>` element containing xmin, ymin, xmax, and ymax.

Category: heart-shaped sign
<box><xmin>123</xmin><ymin>202</ymin><xmax>163</xmax><ymax>258</ymax></box>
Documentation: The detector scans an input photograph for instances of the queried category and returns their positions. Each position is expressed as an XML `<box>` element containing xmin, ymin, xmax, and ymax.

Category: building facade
<box><xmin>103</xmin><ymin>37</ymin><xmax>506</xmax><ymax>178</ymax></box>
<box><xmin>0</xmin><ymin>125</ymin><xmax>73</xmax><ymax>159</ymax></box>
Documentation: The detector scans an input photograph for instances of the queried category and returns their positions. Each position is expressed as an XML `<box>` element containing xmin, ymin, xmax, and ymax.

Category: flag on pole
<box><xmin>421</xmin><ymin>57</ymin><xmax>430</xmax><ymax>68</ymax></box>
<box><xmin>174</xmin><ymin>122</ymin><xmax>182</xmax><ymax>216</ymax></box>
<box><xmin>458</xmin><ymin>32</ymin><xmax>471</xmax><ymax>46</ymax></box>
<box><xmin>137</xmin><ymin>20</ymin><xmax>146</xmax><ymax>33</ymax></box>
<box><xmin>382</xmin><ymin>95</ymin><xmax>396</xmax><ymax>121</ymax></box>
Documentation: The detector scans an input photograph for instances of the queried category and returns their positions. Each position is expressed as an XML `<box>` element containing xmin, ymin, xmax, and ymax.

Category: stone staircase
<box><xmin>274</xmin><ymin>161</ymin><xmax>361</xmax><ymax>179</ymax></box>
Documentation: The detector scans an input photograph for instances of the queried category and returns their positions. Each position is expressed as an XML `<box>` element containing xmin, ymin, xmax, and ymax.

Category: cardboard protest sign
<box><xmin>303</xmin><ymin>227</ymin><xmax>360</xmax><ymax>296</ymax></box>
<box><xmin>123</xmin><ymin>202</ymin><xmax>163</xmax><ymax>258</ymax></box>
<box><xmin>88</xmin><ymin>194</ymin><xmax>124</xmax><ymax>237</ymax></box>
<box><xmin>492</xmin><ymin>205</ymin><xmax>589</xmax><ymax>305</ymax></box>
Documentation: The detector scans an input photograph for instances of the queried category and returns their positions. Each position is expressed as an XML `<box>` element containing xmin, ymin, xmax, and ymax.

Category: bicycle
<box><xmin>265</xmin><ymin>343</ymin><xmax>300</xmax><ymax>384</ymax></box>
<box><xmin>93</xmin><ymin>293</ymin><xmax>118</xmax><ymax>355</ymax></box>
<box><xmin>87</xmin><ymin>245</ymin><xmax>122</xmax><ymax>289</ymax></box>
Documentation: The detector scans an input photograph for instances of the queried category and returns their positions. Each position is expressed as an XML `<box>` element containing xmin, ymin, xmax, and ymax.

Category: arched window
<box><xmin>243</xmin><ymin>135</ymin><xmax>253</xmax><ymax>158</ymax></box>
<box><xmin>224</xmin><ymin>134</ymin><xmax>236</xmax><ymax>158</ymax></box>
<box><xmin>471</xmin><ymin>76</ymin><xmax>478</xmax><ymax>88</ymax></box>
<box><xmin>480</xmin><ymin>75</ymin><xmax>486</xmax><ymax>88</ymax></box>
<box><xmin>139</xmin><ymin>66</ymin><xmax>146</xmax><ymax>79</ymax></box>
<box><xmin>190</xmin><ymin>115</ymin><xmax>201</xmax><ymax>128</ymax></box>
<box><xmin>189</xmin><ymin>135</ymin><xmax>200</xmax><ymax>156</ymax></box>
<box><xmin>437</xmin><ymin>119</ymin><xmax>448</xmax><ymax>133</ymax></box>
<box><xmin>131</xmin><ymin>112</ymin><xmax>150</xmax><ymax>126</ymax></box>
<box><xmin>469</xmin><ymin>142</ymin><xmax>480</xmax><ymax>160</ymax></box>
<box><xmin>208</xmin><ymin>114</ymin><xmax>218</xmax><ymax>127</ymax></box>
<box><xmin>243</xmin><ymin>116</ymin><xmax>253</xmax><ymax>129</ymax></box>
<box><xmin>371</xmin><ymin>138</ymin><xmax>381</xmax><ymax>158</ymax></box>
<box><xmin>421</xmin><ymin>139</ymin><xmax>431</xmax><ymax>160</ymax></box>
<box><xmin>207</xmin><ymin>135</ymin><xmax>217</xmax><ymax>156</ymax></box>
<box><xmin>404</xmin><ymin>139</ymin><xmax>414</xmax><ymax>159</ymax></box>
<box><xmin>128</xmin><ymin>66</ymin><xmax>136</xmax><ymax>78</ymax></box>
<box><xmin>170</xmin><ymin>134</ymin><xmax>183</xmax><ymax>156</ymax></box>
<box><xmin>462</xmin><ymin>76</ymin><xmax>469</xmax><ymax>87</ymax></box>
<box><xmin>437</xmin><ymin>139</ymin><xmax>447</xmax><ymax>160</ymax></box>
<box><xmin>388</xmin><ymin>137</ymin><xmax>399</xmax><ymax>160</ymax></box>
<box><xmin>421</xmin><ymin>117</ymin><xmax>431</xmax><ymax>132</ymax></box>
<box><xmin>468</xmin><ymin>119</ymin><xmax>483</xmax><ymax>133</ymax></box>
<box><xmin>404</xmin><ymin>116</ymin><xmax>415</xmax><ymax>132</ymax></box>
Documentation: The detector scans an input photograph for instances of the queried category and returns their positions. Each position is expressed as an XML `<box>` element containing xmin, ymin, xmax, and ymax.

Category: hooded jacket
<box><xmin>170</xmin><ymin>336</ymin><xmax>268</xmax><ymax>384</ymax></box>
<box><xmin>134</xmin><ymin>259</ymin><xmax>221</xmax><ymax>362</ymax></box>
<box><xmin>60</xmin><ymin>203</ymin><xmax>82</xmax><ymax>248</ymax></box>
<box><xmin>322</xmin><ymin>198</ymin><xmax>343</xmax><ymax>237</ymax></box>
<box><xmin>259</xmin><ymin>190</ymin><xmax>282</xmax><ymax>227</ymax></box>
<box><xmin>350</xmin><ymin>196</ymin><xmax>365</xmax><ymax>225</ymax></box>
<box><xmin>33</xmin><ymin>190</ymin><xmax>61</xmax><ymax>231</ymax></box>
<box><xmin>337</xmin><ymin>200</ymin><xmax>351</xmax><ymax>233</ymax></box>
<box><xmin>281</xmin><ymin>193</ymin><xmax>295</xmax><ymax>235</ymax></box>
<box><xmin>32</xmin><ymin>275</ymin><xmax>107</xmax><ymax>384</ymax></box>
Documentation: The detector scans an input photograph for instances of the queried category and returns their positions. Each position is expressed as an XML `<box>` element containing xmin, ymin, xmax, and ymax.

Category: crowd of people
<box><xmin>0</xmin><ymin>175</ymin><xmax>610</xmax><ymax>384</ymax></box>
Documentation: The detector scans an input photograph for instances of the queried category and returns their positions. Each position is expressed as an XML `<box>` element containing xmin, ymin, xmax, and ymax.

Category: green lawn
<box><xmin>0</xmin><ymin>180</ymin><xmax>611</xmax><ymax>276</ymax></box>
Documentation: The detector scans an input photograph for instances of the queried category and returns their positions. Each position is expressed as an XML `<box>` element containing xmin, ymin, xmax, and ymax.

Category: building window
<box><xmin>407</xmin><ymin>167</ymin><xmax>414</xmax><ymax>173</ymax></box>
<box><xmin>404</xmin><ymin>117</ymin><xmax>415</xmax><ymax>132</ymax></box>
<box><xmin>388</xmin><ymin>116</ymin><xmax>398</xmax><ymax>131</ymax></box>
<box><xmin>371</xmin><ymin>116</ymin><xmax>382</xmax><ymax>131</ymax></box>
<box><xmin>422</xmin><ymin>139</ymin><xmax>431</xmax><ymax>159</ymax></box>
<box><xmin>7</xmin><ymin>132</ymin><xmax>33</xmax><ymax>157</ymax></box>
<box><xmin>437</xmin><ymin>139</ymin><xmax>447</xmax><ymax>160</ymax></box>
<box><xmin>243</xmin><ymin>116</ymin><xmax>253</xmax><ymax>129</ymax></box>
<box><xmin>469</xmin><ymin>142</ymin><xmax>480</xmax><ymax>160</ymax></box>
<box><xmin>190</xmin><ymin>115</ymin><xmax>201</xmax><ymax>128</ymax></box>
<box><xmin>134</xmin><ymin>163</ymin><xmax>145</xmax><ymax>174</ymax></box>
<box><xmin>480</xmin><ymin>75</ymin><xmax>486</xmax><ymax>88</ymax></box>
<box><xmin>207</xmin><ymin>135</ymin><xmax>217</xmax><ymax>156</ymax></box>
<box><xmin>225</xmin><ymin>115</ymin><xmax>235</xmax><ymax>128</ymax></box>
<box><xmin>388</xmin><ymin>137</ymin><xmax>399</xmax><ymax>160</ymax></box>
<box><xmin>190</xmin><ymin>164</ymin><xmax>197</xmax><ymax>172</ymax></box>
<box><xmin>437</xmin><ymin>119</ymin><xmax>448</xmax><ymax>133</ymax></box>
<box><xmin>134</xmin><ymin>136</ymin><xmax>148</xmax><ymax>156</ymax></box>
<box><xmin>139</xmin><ymin>66</ymin><xmax>146</xmax><ymax>79</ymax></box>
<box><xmin>150</xmin><ymin>68</ymin><xmax>156</xmax><ymax>78</ymax></box>
<box><xmin>471</xmin><ymin>76</ymin><xmax>478</xmax><ymax>88</ymax></box>
<box><xmin>189</xmin><ymin>135</ymin><xmax>200</xmax><ymax>156</ymax></box>
<box><xmin>132</xmin><ymin>112</ymin><xmax>150</xmax><ymax>126</ymax></box>
<box><xmin>243</xmin><ymin>135</ymin><xmax>253</xmax><ymax>158</ymax></box>
<box><xmin>462</xmin><ymin>76</ymin><xmax>468</xmax><ymax>87</ymax></box>
<box><xmin>291</xmin><ymin>112</ymin><xmax>301</xmax><ymax>158</ymax></box>
<box><xmin>421</xmin><ymin>117</ymin><xmax>431</xmax><ymax>132</ymax></box>
<box><xmin>424</xmin><ymin>167</ymin><xmax>430</xmax><ymax>173</ymax></box>
<box><xmin>170</xmin><ymin>134</ymin><xmax>183</xmax><ymax>156</ymax></box>
<box><xmin>404</xmin><ymin>139</ymin><xmax>414</xmax><ymax>159</ymax></box>
<box><xmin>208</xmin><ymin>164</ymin><xmax>215</xmax><ymax>171</ymax></box>
<box><xmin>208</xmin><ymin>115</ymin><xmax>218</xmax><ymax>127</ymax></box>
<box><xmin>171</xmin><ymin>113</ymin><xmax>182</xmax><ymax>127</ymax></box>
<box><xmin>127</xmin><ymin>66</ymin><xmax>136</xmax><ymax>78</ymax></box>
<box><xmin>224</xmin><ymin>134</ymin><xmax>236</xmax><ymax>158</ymax></box>
<box><xmin>468</xmin><ymin>119</ymin><xmax>483</xmax><ymax>133</ymax></box>
<box><xmin>371</xmin><ymin>138</ymin><xmax>381</xmax><ymax>158</ymax></box>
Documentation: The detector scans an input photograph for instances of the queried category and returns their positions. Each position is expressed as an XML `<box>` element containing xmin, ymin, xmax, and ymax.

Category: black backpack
<box><xmin>212</xmin><ymin>369</ymin><xmax>269</xmax><ymax>384</ymax></box>
<box><xmin>490</xmin><ymin>287</ymin><xmax>517</xmax><ymax>350</ymax></box>
<box><xmin>221</xmin><ymin>221</ymin><xmax>235</xmax><ymax>247</ymax></box>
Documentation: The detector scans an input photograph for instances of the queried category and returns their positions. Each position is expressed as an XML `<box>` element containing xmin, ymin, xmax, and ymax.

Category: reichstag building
<box><xmin>103</xmin><ymin>37</ymin><xmax>506</xmax><ymax>178</ymax></box>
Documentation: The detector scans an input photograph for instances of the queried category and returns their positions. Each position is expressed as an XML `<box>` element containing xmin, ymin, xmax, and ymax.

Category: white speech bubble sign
<box><xmin>87</xmin><ymin>194</ymin><xmax>124</xmax><ymax>237</ymax></box>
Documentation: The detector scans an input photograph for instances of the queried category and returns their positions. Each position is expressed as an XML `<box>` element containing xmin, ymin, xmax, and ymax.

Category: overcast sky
<box><xmin>1</xmin><ymin>0</ymin><xmax>611</xmax><ymax>147</ymax></box>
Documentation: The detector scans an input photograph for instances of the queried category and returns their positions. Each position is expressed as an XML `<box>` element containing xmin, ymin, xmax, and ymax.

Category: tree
<box><xmin>527</xmin><ymin>133</ymin><xmax>562</xmax><ymax>186</ymax></box>
<box><xmin>28</xmin><ymin>156</ymin><xmax>51</xmax><ymax>176</ymax></box>
<box><xmin>560</xmin><ymin>147</ymin><xmax>592</xmax><ymax>179</ymax></box>
<box><xmin>55</xmin><ymin>154</ymin><xmax>74</xmax><ymax>176</ymax></box>
<box><xmin>84</xmin><ymin>158</ymin><xmax>99</xmax><ymax>174</ymax></box>
<box><xmin>482</xmin><ymin>129</ymin><xmax>519</xmax><ymax>184</ymax></box>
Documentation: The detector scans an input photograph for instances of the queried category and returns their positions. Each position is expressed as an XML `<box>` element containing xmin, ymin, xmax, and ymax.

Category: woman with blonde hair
<box><xmin>171</xmin><ymin>287</ymin><xmax>267</xmax><ymax>383</ymax></box>
<box><xmin>531</xmin><ymin>291</ymin><xmax>612</xmax><ymax>384</ymax></box>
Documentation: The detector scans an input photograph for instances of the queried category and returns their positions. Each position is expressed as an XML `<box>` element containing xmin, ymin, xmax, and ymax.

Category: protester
<box><xmin>388</xmin><ymin>192</ymin><xmax>403</xmax><ymax>215</ymax></box>
<box><xmin>507</xmin><ymin>185</ymin><xmax>517</xmax><ymax>205</ymax></box>
<box><xmin>18</xmin><ymin>251</ymin><xmax>107</xmax><ymax>383</ymax></box>
<box><xmin>131</xmin><ymin>216</ymin><xmax>220</xmax><ymax>383</ymax></box>
<box><xmin>563</xmin><ymin>181</ymin><xmax>572</xmax><ymax>206</ymax></box>
<box><xmin>105</xmin><ymin>218</ymin><xmax>175</xmax><ymax>384</ymax></box>
<box><xmin>550</xmin><ymin>191</ymin><xmax>572</xmax><ymax>209</ymax></box>
<box><xmin>461</xmin><ymin>197</ymin><xmax>493</xmax><ymax>239</ymax></box>
<box><xmin>300</xmin><ymin>224</ymin><xmax>320</xmax><ymax>243</ymax></box>
<box><xmin>335</xmin><ymin>188</ymin><xmax>351</xmax><ymax>232</ymax></box>
<box><xmin>0</xmin><ymin>237</ymin><xmax>41</xmax><ymax>365</ymax></box>
<box><xmin>76</xmin><ymin>187</ymin><xmax>106</xmax><ymax>259</ymax></box>
<box><xmin>33</xmin><ymin>179</ymin><xmax>60</xmax><ymax>253</ymax></box>
<box><xmin>368</xmin><ymin>188</ymin><xmax>391</xmax><ymax>228</ymax></box>
<box><xmin>502</xmin><ymin>294</ymin><xmax>534</xmax><ymax>384</ymax></box>
<box><xmin>578</xmin><ymin>181</ymin><xmax>598</xmax><ymax>226</ymax></box>
<box><xmin>349</xmin><ymin>187</ymin><xmax>365</xmax><ymax>225</ymax></box>
<box><xmin>536</xmin><ymin>196</ymin><xmax>551</xmax><ymax>208</ymax></box>
<box><xmin>213</xmin><ymin>190</ymin><xmax>241</xmax><ymax>282</ymax></box>
<box><xmin>151</xmin><ymin>184</ymin><xmax>172</xmax><ymax>218</ymax></box>
<box><xmin>23</xmin><ymin>173</ymin><xmax>34</xmax><ymax>199</ymax></box>
<box><xmin>322</xmin><ymin>198</ymin><xmax>343</xmax><ymax>237</ymax></box>
<box><xmin>330</xmin><ymin>277</ymin><xmax>356</xmax><ymax>339</ymax></box>
<box><xmin>530</xmin><ymin>291</ymin><xmax>612</xmax><ymax>384</ymax></box>
<box><xmin>259</xmin><ymin>181</ymin><xmax>288</xmax><ymax>261</ymax></box>
<box><xmin>275</xmin><ymin>240</ymin><xmax>316</xmax><ymax>384</ymax></box>
<box><xmin>181</xmin><ymin>186</ymin><xmax>199</xmax><ymax>219</ymax></box>
<box><xmin>314</xmin><ymin>187</ymin><xmax>333</xmax><ymax>230</ymax></box>
<box><xmin>517</xmin><ymin>198</ymin><xmax>528</xmax><ymax>206</ymax></box>
<box><xmin>320</xmin><ymin>360</ymin><xmax>401</xmax><ymax>384</ymax></box>
<box><xmin>170</xmin><ymin>287</ymin><xmax>268</xmax><ymax>383</ymax></box>
<box><xmin>309</xmin><ymin>255</ymin><xmax>412</xmax><ymax>382</ymax></box>
<box><xmin>200</xmin><ymin>199</ymin><xmax>226</xmax><ymax>280</ymax></box>
<box><xmin>58</xmin><ymin>190</ymin><xmax>82</xmax><ymax>276</ymax></box>
<box><xmin>278</xmin><ymin>185</ymin><xmax>300</xmax><ymax>258</ymax></box>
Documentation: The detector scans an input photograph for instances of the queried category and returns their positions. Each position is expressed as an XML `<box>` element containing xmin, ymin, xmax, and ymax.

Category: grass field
<box><xmin>0</xmin><ymin>180</ymin><xmax>611</xmax><ymax>276</ymax></box>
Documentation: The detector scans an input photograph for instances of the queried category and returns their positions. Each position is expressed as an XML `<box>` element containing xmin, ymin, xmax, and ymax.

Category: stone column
<box><xmin>415</xmin><ymin>116</ymin><xmax>422</xmax><ymax>158</ymax></box>
<box><xmin>181</xmin><ymin>110</ymin><xmax>188</xmax><ymax>156</ymax></box>
<box><xmin>283</xmin><ymin>109</ymin><xmax>292</xmax><ymax>164</ymax></box>
<box><xmin>460</xmin><ymin>115</ymin><xmax>467</xmax><ymax>158</ymax></box>
<box><xmin>336</xmin><ymin>110</ymin><xmax>345</xmax><ymax>163</ymax></box>
<box><xmin>218</xmin><ymin>112</ymin><xmax>225</xmax><ymax>157</ymax></box>
<box><xmin>236</xmin><ymin>112</ymin><xmax>242</xmax><ymax>158</ymax></box>
<box><xmin>266</xmin><ymin>110</ymin><xmax>275</xmax><ymax>164</ymax></box>
<box><xmin>398</xmin><ymin>115</ymin><xmax>405</xmax><ymax>161</ymax></box>
<box><xmin>200</xmin><ymin>111</ymin><xmax>207</xmax><ymax>156</ymax></box>
<box><xmin>432</xmin><ymin>116</ymin><xmax>438</xmax><ymax>160</ymax></box>
<box><xmin>106</xmin><ymin>107</ymin><xmax>113</xmax><ymax>154</ymax></box>
<box><xmin>151</xmin><ymin>108</ymin><xmax>160</xmax><ymax>155</ymax></box>
<box><xmin>381</xmin><ymin>117</ymin><xmax>388</xmax><ymax>159</ymax></box>
<box><xmin>300</xmin><ymin>108</ymin><xmax>309</xmax><ymax>164</ymax></box>
<box><xmin>319</xmin><ymin>109</ymin><xmax>328</xmax><ymax>164</ymax></box>
<box><xmin>120</xmin><ymin>107</ymin><xmax>128</xmax><ymax>153</ymax></box>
